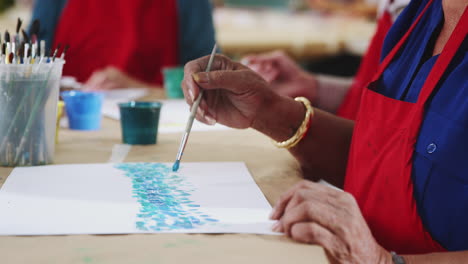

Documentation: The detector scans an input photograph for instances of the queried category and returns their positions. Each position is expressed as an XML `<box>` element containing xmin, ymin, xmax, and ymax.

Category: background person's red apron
<box><xmin>337</xmin><ymin>1</ymin><xmax>394</xmax><ymax>120</ymax></box>
<box><xmin>53</xmin><ymin>0</ymin><xmax>179</xmax><ymax>85</ymax></box>
<box><xmin>344</xmin><ymin>0</ymin><xmax>468</xmax><ymax>254</ymax></box>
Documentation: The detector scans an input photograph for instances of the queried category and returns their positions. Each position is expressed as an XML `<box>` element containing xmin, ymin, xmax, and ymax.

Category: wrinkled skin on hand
<box><xmin>271</xmin><ymin>180</ymin><xmax>392</xmax><ymax>264</ymax></box>
<box><xmin>182</xmin><ymin>54</ymin><xmax>278</xmax><ymax>129</ymax></box>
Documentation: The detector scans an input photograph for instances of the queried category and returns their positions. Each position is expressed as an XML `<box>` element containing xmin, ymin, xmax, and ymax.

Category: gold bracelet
<box><xmin>272</xmin><ymin>97</ymin><xmax>314</xmax><ymax>149</ymax></box>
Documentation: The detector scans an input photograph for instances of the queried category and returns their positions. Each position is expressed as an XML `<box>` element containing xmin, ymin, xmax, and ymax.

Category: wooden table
<box><xmin>0</xmin><ymin>96</ymin><xmax>328</xmax><ymax>263</ymax></box>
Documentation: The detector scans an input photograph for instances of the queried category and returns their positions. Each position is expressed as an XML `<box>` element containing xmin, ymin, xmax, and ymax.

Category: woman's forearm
<box><xmin>290</xmin><ymin>108</ymin><xmax>354</xmax><ymax>188</ymax></box>
<box><xmin>252</xmin><ymin>93</ymin><xmax>354</xmax><ymax>188</ymax></box>
<box><xmin>404</xmin><ymin>251</ymin><xmax>468</xmax><ymax>264</ymax></box>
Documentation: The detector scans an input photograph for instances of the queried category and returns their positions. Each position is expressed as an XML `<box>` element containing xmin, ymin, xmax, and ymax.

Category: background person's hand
<box><xmin>242</xmin><ymin>51</ymin><xmax>318</xmax><ymax>103</ymax></box>
<box><xmin>182</xmin><ymin>54</ymin><xmax>279</xmax><ymax>129</ymax></box>
<box><xmin>271</xmin><ymin>180</ymin><xmax>392</xmax><ymax>264</ymax></box>
<box><xmin>84</xmin><ymin>66</ymin><xmax>152</xmax><ymax>91</ymax></box>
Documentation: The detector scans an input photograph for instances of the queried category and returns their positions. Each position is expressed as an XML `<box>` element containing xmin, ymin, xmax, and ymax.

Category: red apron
<box><xmin>337</xmin><ymin>1</ymin><xmax>394</xmax><ymax>120</ymax></box>
<box><xmin>53</xmin><ymin>0</ymin><xmax>179</xmax><ymax>85</ymax></box>
<box><xmin>344</xmin><ymin>0</ymin><xmax>468</xmax><ymax>254</ymax></box>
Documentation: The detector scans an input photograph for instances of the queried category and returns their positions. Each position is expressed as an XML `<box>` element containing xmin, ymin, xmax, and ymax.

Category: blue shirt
<box><xmin>378</xmin><ymin>0</ymin><xmax>468</xmax><ymax>251</ymax></box>
<box><xmin>28</xmin><ymin>0</ymin><xmax>216</xmax><ymax>65</ymax></box>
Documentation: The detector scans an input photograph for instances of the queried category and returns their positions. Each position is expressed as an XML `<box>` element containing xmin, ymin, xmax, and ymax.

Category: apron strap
<box><xmin>370</xmin><ymin>0</ymin><xmax>435</xmax><ymax>84</ymax></box>
<box><xmin>417</xmin><ymin>6</ymin><xmax>468</xmax><ymax>105</ymax></box>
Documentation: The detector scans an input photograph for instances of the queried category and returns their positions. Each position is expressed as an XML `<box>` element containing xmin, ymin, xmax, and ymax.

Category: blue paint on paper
<box><xmin>115</xmin><ymin>163</ymin><xmax>218</xmax><ymax>231</ymax></box>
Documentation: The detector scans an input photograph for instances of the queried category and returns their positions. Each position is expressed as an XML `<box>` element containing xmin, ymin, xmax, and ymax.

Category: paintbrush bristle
<box><xmin>16</xmin><ymin>18</ymin><xmax>22</xmax><ymax>34</ymax></box>
<box><xmin>60</xmin><ymin>44</ymin><xmax>70</xmax><ymax>59</ymax></box>
<box><xmin>8</xmin><ymin>53</ymin><xmax>13</xmax><ymax>64</ymax></box>
<box><xmin>172</xmin><ymin>160</ymin><xmax>180</xmax><ymax>172</ymax></box>
<box><xmin>31</xmin><ymin>19</ymin><xmax>40</xmax><ymax>36</ymax></box>
<box><xmin>4</xmin><ymin>31</ymin><xmax>10</xmax><ymax>43</ymax></box>
<box><xmin>21</xmin><ymin>29</ymin><xmax>29</xmax><ymax>43</ymax></box>
<box><xmin>18</xmin><ymin>43</ymin><xmax>24</xmax><ymax>58</ymax></box>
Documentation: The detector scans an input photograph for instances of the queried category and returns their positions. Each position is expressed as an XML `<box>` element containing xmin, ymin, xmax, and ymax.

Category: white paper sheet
<box><xmin>157</xmin><ymin>100</ymin><xmax>230</xmax><ymax>133</ymax></box>
<box><xmin>0</xmin><ymin>162</ymin><xmax>277</xmax><ymax>236</ymax></box>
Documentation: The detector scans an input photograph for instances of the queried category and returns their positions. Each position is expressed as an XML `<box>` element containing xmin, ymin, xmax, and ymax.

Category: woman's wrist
<box><xmin>251</xmin><ymin>93</ymin><xmax>306</xmax><ymax>142</ymax></box>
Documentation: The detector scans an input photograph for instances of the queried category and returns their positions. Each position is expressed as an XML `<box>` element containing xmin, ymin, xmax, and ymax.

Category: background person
<box><xmin>30</xmin><ymin>0</ymin><xmax>216</xmax><ymax>90</ymax></box>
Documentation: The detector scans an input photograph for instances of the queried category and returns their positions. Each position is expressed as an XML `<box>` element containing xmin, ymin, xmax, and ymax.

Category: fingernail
<box><xmin>272</xmin><ymin>221</ymin><xmax>283</xmax><ymax>233</ymax></box>
<box><xmin>271</xmin><ymin>222</ymin><xmax>280</xmax><ymax>232</ymax></box>
<box><xmin>269</xmin><ymin>209</ymin><xmax>276</xmax><ymax>220</ymax></box>
<box><xmin>188</xmin><ymin>88</ymin><xmax>195</xmax><ymax>101</ymax></box>
<box><xmin>205</xmin><ymin>114</ymin><xmax>216</xmax><ymax>125</ymax></box>
<box><xmin>193</xmin><ymin>72</ymin><xmax>209</xmax><ymax>84</ymax></box>
<box><xmin>205</xmin><ymin>109</ymin><xmax>216</xmax><ymax>125</ymax></box>
<box><xmin>197</xmin><ymin>106</ymin><xmax>205</xmax><ymax>117</ymax></box>
<box><xmin>277</xmin><ymin>223</ymin><xmax>284</xmax><ymax>233</ymax></box>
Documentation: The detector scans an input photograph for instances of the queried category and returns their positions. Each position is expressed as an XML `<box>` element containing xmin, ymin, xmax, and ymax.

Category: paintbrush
<box><xmin>21</xmin><ymin>29</ymin><xmax>29</xmax><ymax>44</ymax></box>
<box><xmin>18</xmin><ymin>43</ymin><xmax>24</xmax><ymax>64</ymax></box>
<box><xmin>4</xmin><ymin>31</ymin><xmax>10</xmax><ymax>64</ymax></box>
<box><xmin>4</xmin><ymin>30</ymin><xmax>10</xmax><ymax>44</ymax></box>
<box><xmin>39</xmin><ymin>40</ymin><xmax>47</xmax><ymax>64</ymax></box>
<box><xmin>15</xmin><ymin>18</ymin><xmax>22</xmax><ymax>46</ymax></box>
<box><xmin>31</xmin><ymin>36</ymin><xmax>37</xmax><ymax>62</ymax></box>
<box><xmin>23</xmin><ymin>43</ymin><xmax>29</xmax><ymax>64</ymax></box>
<box><xmin>31</xmin><ymin>20</ymin><xmax>40</xmax><ymax>62</ymax></box>
<box><xmin>172</xmin><ymin>43</ymin><xmax>217</xmax><ymax>172</ymax></box>
<box><xmin>60</xmin><ymin>44</ymin><xmax>69</xmax><ymax>60</ymax></box>
<box><xmin>11</xmin><ymin>42</ymin><xmax>16</xmax><ymax>64</ymax></box>
<box><xmin>31</xmin><ymin>20</ymin><xmax>40</xmax><ymax>37</ymax></box>
<box><xmin>51</xmin><ymin>44</ymin><xmax>61</xmax><ymax>61</ymax></box>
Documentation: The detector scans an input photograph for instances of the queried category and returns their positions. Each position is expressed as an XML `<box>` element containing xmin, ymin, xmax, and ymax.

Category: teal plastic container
<box><xmin>223</xmin><ymin>0</ymin><xmax>290</xmax><ymax>8</ymax></box>
<box><xmin>162</xmin><ymin>67</ymin><xmax>185</xmax><ymax>99</ymax></box>
<box><xmin>119</xmin><ymin>101</ymin><xmax>162</xmax><ymax>145</ymax></box>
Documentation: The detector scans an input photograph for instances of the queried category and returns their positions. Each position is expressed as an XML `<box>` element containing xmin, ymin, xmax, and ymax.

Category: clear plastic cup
<box><xmin>0</xmin><ymin>60</ymin><xmax>65</xmax><ymax>167</ymax></box>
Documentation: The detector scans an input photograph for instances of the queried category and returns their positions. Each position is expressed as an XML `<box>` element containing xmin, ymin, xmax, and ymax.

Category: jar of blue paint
<box><xmin>61</xmin><ymin>91</ymin><xmax>104</xmax><ymax>131</ymax></box>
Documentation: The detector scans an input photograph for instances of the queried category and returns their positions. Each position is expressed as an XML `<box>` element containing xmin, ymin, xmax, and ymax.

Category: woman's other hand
<box><xmin>271</xmin><ymin>180</ymin><xmax>392</xmax><ymax>264</ymax></box>
<box><xmin>242</xmin><ymin>51</ymin><xmax>318</xmax><ymax>103</ymax></box>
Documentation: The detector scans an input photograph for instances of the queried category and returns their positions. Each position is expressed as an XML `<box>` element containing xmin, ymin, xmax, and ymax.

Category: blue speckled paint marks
<box><xmin>115</xmin><ymin>163</ymin><xmax>218</xmax><ymax>231</ymax></box>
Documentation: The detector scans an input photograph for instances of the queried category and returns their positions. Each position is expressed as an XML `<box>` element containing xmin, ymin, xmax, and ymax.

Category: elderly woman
<box><xmin>182</xmin><ymin>0</ymin><xmax>468</xmax><ymax>263</ymax></box>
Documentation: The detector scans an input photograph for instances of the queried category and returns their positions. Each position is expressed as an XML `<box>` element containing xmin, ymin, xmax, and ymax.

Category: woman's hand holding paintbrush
<box><xmin>180</xmin><ymin>53</ymin><xmax>307</xmax><ymax>151</ymax></box>
<box><xmin>181</xmin><ymin>54</ymin><xmax>275</xmax><ymax>129</ymax></box>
